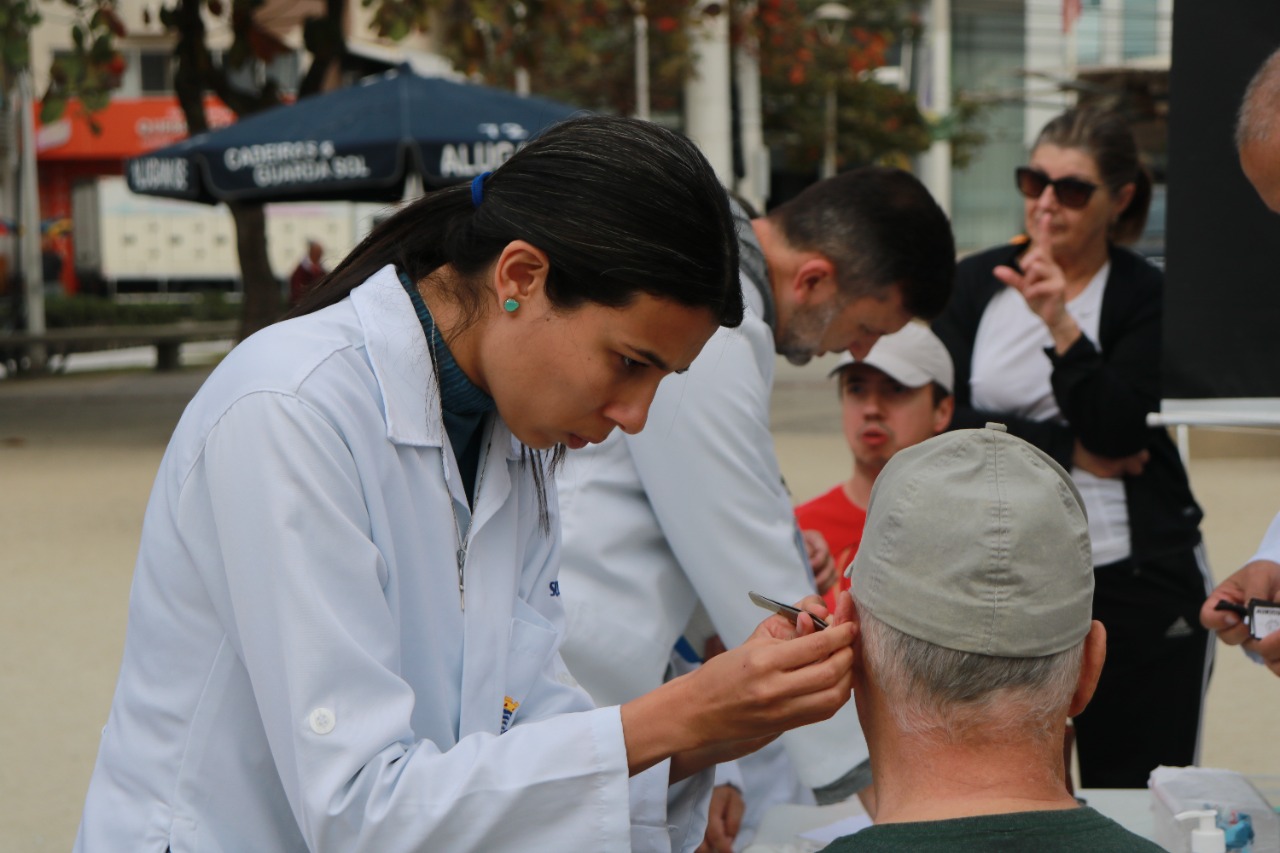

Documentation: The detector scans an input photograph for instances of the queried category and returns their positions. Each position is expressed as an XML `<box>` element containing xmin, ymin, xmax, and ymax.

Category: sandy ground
<box><xmin>2</xmin><ymin>349</ymin><xmax>1278</xmax><ymax>851</ymax></box>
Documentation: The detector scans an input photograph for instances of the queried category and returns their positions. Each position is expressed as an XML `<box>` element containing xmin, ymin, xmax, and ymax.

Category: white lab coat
<box><xmin>74</xmin><ymin>265</ymin><xmax>710</xmax><ymax>853</ymax></box>
<box><xmin>1251</xmin><ymin>511</ymin><xmax>1280</xmax><ymax>564</ymax></box>
<box><xmin>556</xmin><ymin>267</ymin><xmax>869</xmax><ymax>794</ymax></box>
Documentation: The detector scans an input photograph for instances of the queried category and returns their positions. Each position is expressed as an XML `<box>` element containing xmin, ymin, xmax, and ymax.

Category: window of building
<box><xmin>140</xmin><ymin>50</ymin><xmax>172</xmax><ymax>93</ymax></box>
<box><xmin>217</xmin><ymin>50</ymin><xmax>302</xmax><ymax>96</ymax></box>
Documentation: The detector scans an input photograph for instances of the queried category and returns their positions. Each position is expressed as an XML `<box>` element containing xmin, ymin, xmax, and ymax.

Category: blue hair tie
<box><xmin>471</xmin><ymin>171</ymin><xmax>491</xmax><ymax>208</ymax></box>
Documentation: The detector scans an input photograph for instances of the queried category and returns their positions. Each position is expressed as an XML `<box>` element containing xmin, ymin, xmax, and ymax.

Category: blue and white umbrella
<box><xmin>126</xmin><ymin>65</ymin><xmax>584</xmax><ymax>204</ymax></box>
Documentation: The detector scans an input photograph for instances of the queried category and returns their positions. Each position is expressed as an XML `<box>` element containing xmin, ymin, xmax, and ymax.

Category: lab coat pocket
<box><xmin>502</xmin><ymin>598</ymin><xmax>558</xmax><ymax>733</ymax></box>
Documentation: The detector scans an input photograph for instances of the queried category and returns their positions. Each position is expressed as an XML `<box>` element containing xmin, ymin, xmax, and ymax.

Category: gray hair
<box><xmin>1237</xmin><ymin>47</ymin><xmax>1280</xmax><ymax>148</ymax></box>
<box><xmin>856</xmin><ymin>600</ymin><xmax>1084</xmax><ymax>744</ymax></box>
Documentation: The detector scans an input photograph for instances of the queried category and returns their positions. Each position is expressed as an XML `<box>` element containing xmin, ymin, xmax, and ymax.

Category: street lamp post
<box><xmin>813</xmin><ymin>2</ymin><xmax>852</xmax><ymax>179</ymax></box>
<box><xmin>17</xmin><ymin>69</ymin><xmax>46</xmax><ymax>369</ymax></box>
<box><xmin>683</xmin><ymin>0</ymin><xmax>734</xmax><ymax>185</ymax></box>
<box><xmin>632</xmin><ymin>1</ymin><xmax>650</xmax><ymax>120</ymax></box>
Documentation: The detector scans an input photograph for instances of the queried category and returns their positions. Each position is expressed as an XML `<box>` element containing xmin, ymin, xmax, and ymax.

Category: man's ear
<box><xmin>790</xmin><ymin>256</ymin><xmax>838</xmax><ymax>307</ymax></box>
<box><xmin>493</xmin><ymin>239</ymin><xmax>551</xmax><ymax>308</ymax></box>
<box><xmin>833</xmin><ymin>587</ymin><xmax>857</xmax><ymax>626</ymax></box>
<box><xmin>843</xmin><ymin>593</ymin><xmax>871</xmax><ymax>687</ymax></box>
<box><xmin>933</xmin><ymin>394</ymin><xmax>955</xmax><ymax>434</ymax></box>
<box><xmin>1068</xmin><ymin>620</ymin><xmax>1107</xmax><ymax>717</ymax></box>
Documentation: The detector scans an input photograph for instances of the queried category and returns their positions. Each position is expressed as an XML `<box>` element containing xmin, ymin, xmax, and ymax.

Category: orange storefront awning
<box><xmin>35</xmin><ymin>96</ymin><xmax>237</xmax><ymax>161</ymax></box>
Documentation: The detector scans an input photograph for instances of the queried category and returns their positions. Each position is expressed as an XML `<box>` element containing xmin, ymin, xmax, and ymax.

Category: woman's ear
<box><xmin>493</xmin><ymin>240</ymin><xmax>551</xmax><ymax>309</ymax></box>
<box><xmin>1111</xmin><ymin>182</ymin><xmax>1137</xmax><ymax>222</ymax></box>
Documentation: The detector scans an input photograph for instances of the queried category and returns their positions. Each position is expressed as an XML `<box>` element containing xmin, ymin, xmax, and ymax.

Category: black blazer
<box><xmin>932</xmin><ymin>241</ymin><xmax>1202</xmax><ymax>563</ymax></box>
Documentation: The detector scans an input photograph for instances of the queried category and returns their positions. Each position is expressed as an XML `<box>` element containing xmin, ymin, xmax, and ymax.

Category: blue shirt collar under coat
<box><xmin>349</xmin><ymin>265</ymin><xmax>520</xmax><ymax>460</ymax></box>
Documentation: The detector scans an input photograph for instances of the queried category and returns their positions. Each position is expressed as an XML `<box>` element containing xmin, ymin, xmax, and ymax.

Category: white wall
<box><xmin>88</xmin><ymin>176</ymin><xmax>385</xmax><ymax>283</ymax></box>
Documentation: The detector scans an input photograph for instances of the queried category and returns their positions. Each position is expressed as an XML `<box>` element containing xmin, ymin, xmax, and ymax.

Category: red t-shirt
<box><xmin>795</xmin><ymin>485</ymin><xmax>867</xmax><ymax>612</ymax></box>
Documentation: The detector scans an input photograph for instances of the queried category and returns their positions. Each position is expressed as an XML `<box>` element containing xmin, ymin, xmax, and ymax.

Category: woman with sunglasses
<box><xmin>73</xmin><ymin>116</ymin><xmax>856</xmax><ymax>853</ymax></box>
<box><xmin>933</xmin><ymin>108</ymin><xmax>1210</xmax><ymax>789</ymax></box>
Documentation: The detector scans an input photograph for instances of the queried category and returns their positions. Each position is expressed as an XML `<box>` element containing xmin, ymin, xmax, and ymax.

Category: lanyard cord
<box><xmin>425</xmin><ymin>303</ymin><xmax>494</xmax><ymax>612</ymax></box>
<box><xmin>401</xmin><ymin>268</ymin><xmax>497</xmax><ymax>612</ymax></box>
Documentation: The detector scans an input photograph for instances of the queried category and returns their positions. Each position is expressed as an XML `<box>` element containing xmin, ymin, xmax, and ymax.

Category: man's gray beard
<box><xmin>780</xmin><ymin>348</ymin><xmax>814</xmax><ymax>366</ymax></box>
<box><xmin>776</xmin><ymin>298</ymin><xmax>843</xmax><ymax>366</ymax></box>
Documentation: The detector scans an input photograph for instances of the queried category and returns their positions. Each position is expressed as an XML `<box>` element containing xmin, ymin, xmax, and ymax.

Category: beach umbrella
<box><xmin>125</xmin><ymin>65</ymin><xmax>584</xmax><ymax>205</ymax></box>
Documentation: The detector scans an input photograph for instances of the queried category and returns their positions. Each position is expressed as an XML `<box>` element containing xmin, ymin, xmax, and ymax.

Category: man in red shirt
<box><xmin>797</xmin><ymin>322</ymin><xmax>954</xmax><ymax>612</ymax></box>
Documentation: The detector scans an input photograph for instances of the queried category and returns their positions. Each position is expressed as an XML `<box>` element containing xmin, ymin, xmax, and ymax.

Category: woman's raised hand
<box><xmin>993</xmin><ymin>212</ymin><xmax>1082</xmax><ymax>353</ymax></box>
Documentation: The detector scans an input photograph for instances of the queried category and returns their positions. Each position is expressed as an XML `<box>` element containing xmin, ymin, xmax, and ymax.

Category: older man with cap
<box><xmin>822</xmin><ymin>424</ymin><xmax>1162</xmax><ymax>852</ymax></box>
<box><xmin>797</xmin><ymin>322</ymin><xmax>954</xmax><ymax>613</ymax></box>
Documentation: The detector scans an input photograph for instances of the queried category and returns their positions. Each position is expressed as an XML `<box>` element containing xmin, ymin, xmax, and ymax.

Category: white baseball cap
<box><xmin>828</xmin><ymin>322</ymin><xmax>954</xmax><ymax>395</ymax></box>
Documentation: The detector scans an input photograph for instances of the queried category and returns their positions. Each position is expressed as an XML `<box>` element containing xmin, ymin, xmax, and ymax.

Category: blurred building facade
<box><xmin>6</xmin><ymin>0</ymin><xmax>446</xmax><ymax>297</ymax></box>
<box><xmin>947</xmin><ymin>0</ymin><xmax>1171</xmax><ymax>253</ymax></box>
<box><xmin>3</xmin><ymin>0</ymin><xmax>1175</xmax><ymax>299</ymax></box>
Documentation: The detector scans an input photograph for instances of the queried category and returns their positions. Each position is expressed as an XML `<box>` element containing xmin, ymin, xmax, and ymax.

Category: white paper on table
<box><xmin>799</xmin><ymin>813</ymin><xmax>874</xmax><ymax>844</ymax></box>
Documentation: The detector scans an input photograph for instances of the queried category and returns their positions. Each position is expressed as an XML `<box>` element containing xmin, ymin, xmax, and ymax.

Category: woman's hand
<box><xmin>993</xmin><ymin>212</ymin><xmax>1082</xmax><ymax>354</ymax></box>
<box><xmin>1072</xmin><ymin>439</ymin><xmax>1148</xmax><ymax>479</ymax></box>
<box><xmin>696</xmin><ymin>784</ymin><xmax>745</xmax><ymax>853</ymax></box>
<box><xmin>803</xmin><ymin>529</ymin><xmax>838</xmax><ymax>594</ymax></box>
<box><xmin>621</xmin><ymin>600</ymin><xmax>855</xmax><ymax>781</ymax></box>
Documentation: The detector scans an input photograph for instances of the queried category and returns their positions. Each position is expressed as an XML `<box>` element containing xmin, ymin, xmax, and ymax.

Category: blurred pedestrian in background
<box><xmin>289</xmin><ymin>238</ymin><xmax>326</xmax><ymax>306</ymax></box>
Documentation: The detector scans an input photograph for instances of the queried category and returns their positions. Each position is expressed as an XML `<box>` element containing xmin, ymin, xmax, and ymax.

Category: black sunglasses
<box><xmin>1015</xmin><ymin>167</ymin><xmax>1098</xmax><ymax>209</ymax></box>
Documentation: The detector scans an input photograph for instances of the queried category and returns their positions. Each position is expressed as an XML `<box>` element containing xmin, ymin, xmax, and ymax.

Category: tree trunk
<box><xmin>172</xmin><ymin>0</ymin><xmax>285</xmax><ymax>341</ymax></box>
<box><xmin>229</xmin><ymin>201</ymin><xmax>279</xmax><ymax>340</ymax></box>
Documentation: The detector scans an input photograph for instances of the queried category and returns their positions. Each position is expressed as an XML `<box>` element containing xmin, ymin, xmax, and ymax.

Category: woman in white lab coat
<box><xmin>74</xmin><ymin>116</ymin><xmax>856</xmax><ymax>853</ymax></box>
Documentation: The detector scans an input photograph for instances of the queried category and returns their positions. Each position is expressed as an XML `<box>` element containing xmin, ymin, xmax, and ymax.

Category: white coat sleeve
<box><xmin>1249</xmin><ymin>511</ymin><xmax>1280</xmax><ymax>565</ymax></box>
<box><xmin>196</xmin><ymin>392</ymin><xmax>639</xmax><ymax>852</ymax></box>
<box><xmin>625</xmin><ymin>327</ymin><xmax>813</xmax><ymax>649</ymax></box>
<box><xmin>622</xmin><ymin>326</ymin><xmax>868</xmax><ymax>791</ymax></box>
<box><xmin>715</xmin><ymin>760</ymin><xmax>746</xmax><ymax>792</ymax></box>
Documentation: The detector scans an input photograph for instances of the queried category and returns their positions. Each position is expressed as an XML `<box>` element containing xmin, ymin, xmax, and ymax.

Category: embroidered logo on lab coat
<box><xmin>501</xmin><ymin>695</ymin><xmax>521</xmax><ymax>733</ymax></box>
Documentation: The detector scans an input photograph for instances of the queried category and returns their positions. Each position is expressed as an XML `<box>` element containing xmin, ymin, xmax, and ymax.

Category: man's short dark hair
<box><xmin>768</xmin><ymin>167</ymin><xmax>956</xmax><ymax>319</ymax></box>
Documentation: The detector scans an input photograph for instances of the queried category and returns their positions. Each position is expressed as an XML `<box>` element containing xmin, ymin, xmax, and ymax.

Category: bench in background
<box><xmin>0</xmin><ymin>321</ymin><xmax>238</xmax><ymax>372</ymax></box>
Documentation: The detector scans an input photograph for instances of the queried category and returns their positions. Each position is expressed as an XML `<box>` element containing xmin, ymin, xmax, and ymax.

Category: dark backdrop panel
<box><xmin>1165</xmin><ymin>2</ymin><xmax>1280</xmax><ymax>399</ymax></box>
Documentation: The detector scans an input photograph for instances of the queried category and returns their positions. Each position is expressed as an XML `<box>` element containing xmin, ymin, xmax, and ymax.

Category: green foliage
<box><xmin>417</xmin><ymin>0</ymin><xmax>976</xmax><ymax>174</ymax></box>
<box><xmin>37</xmin><ymin>292</ymin><xmax>241</xmax><ymax>328</ymax></box>
<box><xmin>753</xmin><ymin>0</ymin><xmax>931</xmax><ymax>172</ymax></box>
<box><xmin>420</xmin><ymin>0</ymin><xmax>695</xmax><ymax>115</ymax></box>
<box><xmin>364</xmin><ymin>0</ymin><xmax>433</xmax><ymax>42</ymax></box>
<box><xmin>3</xmin><ymin>0</ymin><xmax>124</xmax><ymax>128</ymax></box>
<box><xmin>0</xmin><ymin>0</ymin><xmax>43</xmax><ymax>84</ymax></box>
<box><xmin>936</xmin><ymin>91</ymin><xmax>989</xmax><ymax>169</ymax></box>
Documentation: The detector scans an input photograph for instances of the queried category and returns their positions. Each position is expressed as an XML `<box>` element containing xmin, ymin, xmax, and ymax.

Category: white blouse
<box><xmin>971</xmin><ymin>262</ymin><xmax>1132</xmax><ymax>566</ymax></box>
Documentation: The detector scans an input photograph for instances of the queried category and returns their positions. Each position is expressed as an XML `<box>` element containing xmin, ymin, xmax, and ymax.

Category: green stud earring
<box><xmin>503</xmin><ymin>298</ymin><xmax>520</xmax><ymax>313</ymax></box>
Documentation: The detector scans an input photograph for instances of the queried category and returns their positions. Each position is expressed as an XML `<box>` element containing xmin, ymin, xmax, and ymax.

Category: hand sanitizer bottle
<box><xmin>1176</xmin><ymin>809</ymin><xmax>1227</xmax><ymax>853</ymax></box>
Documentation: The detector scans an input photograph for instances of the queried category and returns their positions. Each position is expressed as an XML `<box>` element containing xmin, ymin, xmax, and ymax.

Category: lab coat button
<box><xmin>309</xmin><ymin>708</ymin><xmax>336</xmax><ymax>734</ymax></box>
